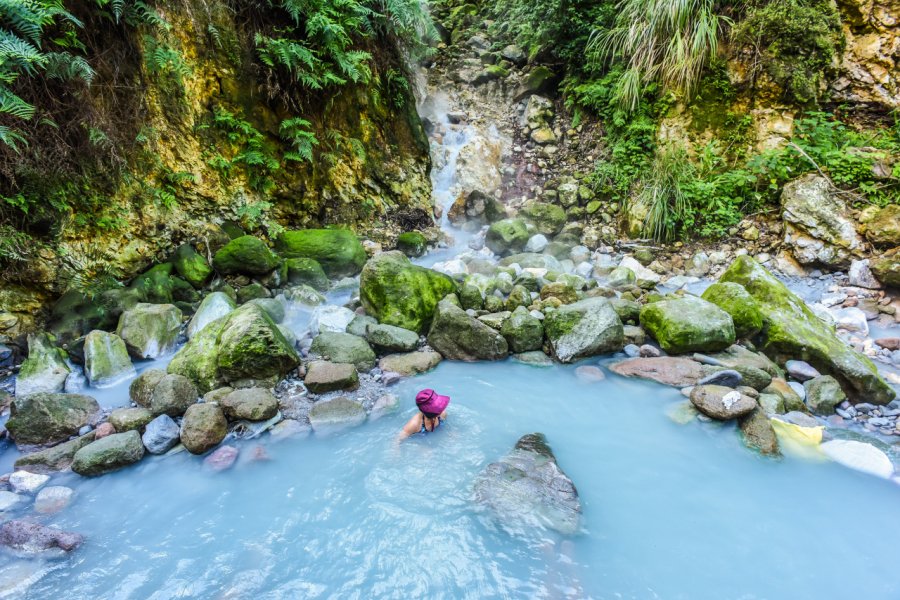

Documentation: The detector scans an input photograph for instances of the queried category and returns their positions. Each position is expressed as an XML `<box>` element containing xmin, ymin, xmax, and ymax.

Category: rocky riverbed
<box><xmin>0</xmin><ymin>25</ymin><xmax>899</xmax><ymax>599</ymax></box>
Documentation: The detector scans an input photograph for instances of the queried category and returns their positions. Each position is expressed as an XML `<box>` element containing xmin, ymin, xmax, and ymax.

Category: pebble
<box><xmin>34</xmin><ymin>486</ymin><xmax>74</xmax><ymax>514</ymax></box>
<box><xmin>788</xmin><ymin>381</ymin><xmax>806</xmax><ymax>400</ymax></box>
<box><xmin>623</xmin><ymin>344</ymin><xmax>640</xmax><ymax>358</ymax></box>
<box><xmin>381</xmin><ymin>371</ymin><xmax>401</xmax><ymax>386</ymax></box>
<box><xmin>785</xmin><ymin>360</ymin><xmax>820</xmax><ymax>382</ymax></box>
<box><xmin>639</xmin><ymin>345</ymin><xmax>661</xmax><ymax>358</ymax></box>
<box><xmin>0</xmin><ymin>491</ymin><xmax>22</xmax><ymax>512</ymax></box>
<box><xmin>875</xmin><ymin>337</ymin><xmax>900</xmax><ymax>351</ymax></box>
<box><xmin>94</xmin><ymin>422</ymin><xmax>115</xmax><ymax>439</ymax></box>
<box><xmin>8</xmin><ymin>471</ymin><xmax>50</xmax><ymax>495</ymax></box>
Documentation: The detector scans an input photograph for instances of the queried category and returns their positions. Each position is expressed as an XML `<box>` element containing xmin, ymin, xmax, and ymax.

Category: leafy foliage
<box><xmin>280</xmin><ymin>116</ymin><xmax>318</xmax><ymax>162</ymax></box>
<box><xmin>588</xmin><ymin>0</ymin><xmax>729</xmax><ymax>112</ymax></box>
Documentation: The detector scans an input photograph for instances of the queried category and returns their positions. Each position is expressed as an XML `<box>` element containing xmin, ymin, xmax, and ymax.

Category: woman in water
<box><xmin>397</xmin><ymin>388</ymin><xmax>449</xmax><ymax>440</ymax></box>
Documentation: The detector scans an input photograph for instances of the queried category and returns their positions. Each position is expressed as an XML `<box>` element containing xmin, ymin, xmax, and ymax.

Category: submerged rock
<box><xmin>359</xmin><ymin>252</ymin><xmax>457</xmax><ymax>333</ymax></box>
<box><xmin>117</xmin><ymin>303</ymin><xmax>182</xmax><ymax>359</ymax></box>
<box><xmin>821</xmin><ymin>440</ymin><xmax>894</xmax><ymax>479</ymax></box>
<box><xmin>204</xmin><ymin>445</ymin><xmax>239</xmax><ymax>471</ymax></box>
<box><xmin>14</xmin><ymin>333</ymin><xmax>70</xmax><ymax>397</ymax></box>
<box><xmin>0</xmin><ymin>520</ymin><xmax>83</xmax><ymax>554</ymax></box>
<box><xmin>14</xmin><ymin>432</ymin><xmax>96</xmax><ymax>473</ymax></box>
<box><xmin>719</xmin><ymin>256</ymin><xmax>894</xmax><ymax>404</ymax></box>
<box><xmin>83</xmin><ymin>330</ymin><xmax>135</xmax><ymax>387</ymax></box>
<box><xmin>427</xmin><ymin>300</ymin><xmax>508</xmax><ymax>361</ymax></box>
<box><xmin>72</xmin><ymin>430</ymin><xmax>145</xmax><ymax>476</ymax></box>
<box><xmin>473</xmin><ymin>433</ymin><xmax>581</xmax><ymax>535</ymax></box>
<box><xmin>34</xmin><ymin>486</ymin><xmax>75</xmax><ymax>514</ymax></box>
<box><xmin>544</xmin><ymin>297</ymin><xmax>624</xmax><ymax>363</ymax></box>
<box><xmin>6</xmin><ymin>393</ymin><xmax>100</xmax><ymax>446</ymax></box>
<box><xmin>639</xmin><ymin>296</ymin><xmax>735</xmax><ymax>355</ymax></box>
<box><xmin>308</xmin><ymin>396</ymin><xmax>366</xmax><ymax>432</ymax></box>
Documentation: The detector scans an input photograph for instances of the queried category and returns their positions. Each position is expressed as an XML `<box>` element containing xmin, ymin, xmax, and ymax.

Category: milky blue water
<box><xmin>9</xmin><ymin>359</ymin><xmax>900</xmax><ymax>600</ymax></box>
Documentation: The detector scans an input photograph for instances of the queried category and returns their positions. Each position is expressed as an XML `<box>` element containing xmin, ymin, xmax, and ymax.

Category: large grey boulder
<box><xmin>187</xmin><ymin>292</ymin><xmax>236</xmax><ymax>339</ymax></box>
<box><xmin>83</xmin><ymin>330</ymin><xmax>135</xmax><ymax>387</ymax></box>
<box><xmin>141</xmin><ymin>414</ymin><xmax>181</xmax><ymax>454</ymax></box>
<box><xmin>15</xmin><ymin>333</ymin><xmax>70</xmax><ymax>397</ymax></box>
<box><xmin>308</xmin><ymin>396</ymin><xmax>366</xmax><ymax>432</ymax></box>
<box><xmin>473</xmin><ymin>433</ymin><xmax>581</xmax><ymax>535</ymax></box>
<box><xmin>0</xmin><ymin>520</ymin><xmax>83</xmax><ymax>554</ymax></box>
<box><xmin>117</xmin><ymin>303</ymin><xmax>182</xmax><ymax>359</ymax></box>
<box><xmin>427</xmin><ymin>300</ymin><xmax>508</xmax><ymax>361</ymax></box>
<box><xmin>545</xmin><ymin>297</ymin><xmax>624</xmax><ymax>363</ymax></box>
<box><xmin>6</xmin><ymin>393</ymin><xmax>100</xmax><ymax>445</ymax></box>
<box><xmin>500</xmin><ymin>306</ymin><xmax>543</xmax><ymax>353</ymax></box>
<box><xmin>781</xmin><ymin>174</ymin><xmax>864</xmax><ymax>268</ymax></box>
<box><xmin>72</xmin><ymin>430</ymin><xmax>145</xmax><ymax>476</ymax></box>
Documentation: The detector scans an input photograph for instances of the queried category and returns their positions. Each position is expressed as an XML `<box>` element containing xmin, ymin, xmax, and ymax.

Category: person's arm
<box><xmin>396</xmin><ymin>414</ymin><xmax>420</xmax><ymax>442</ymax></box>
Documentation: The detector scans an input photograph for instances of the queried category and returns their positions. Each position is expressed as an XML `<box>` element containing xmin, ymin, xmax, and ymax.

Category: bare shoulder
<box><xmin>402</xmin><ymin>413</ymin><xmax>421</xmax><ymax>434</ymax></box>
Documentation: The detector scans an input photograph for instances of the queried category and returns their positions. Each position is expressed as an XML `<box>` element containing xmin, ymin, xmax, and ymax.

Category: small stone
<box><xmin>875</xmin><ymin>337</ymin><xmax>900</xmax><ymax>351</ymax></box>
<box><xmin>8</xmin><ymin>471</ymin><xmax>50</xmax><ymax>494</ymax></box>
<box><xmin>785</xmin><ymin>360</ymin><xmax>820</xmax><ymax>382</ymax></box>
<box><xmin>697</xmin><ymin>369</ymin><xmax>743</xmax><ymax>388</ymax></box>
<box><xmin>308</xmin><ymin>396</ymin><xmax>366</xmax><ymax>432</ymax></box>
<box><xmin>304</xmin><ymin>361</ymin><xmax>359</xmax><ymax>394</ymax></box>
<box><xmin>204</xmin><ymin>445</ymin><xmax>239</xmax><ymax>472</ymax></box>
<box><xmin>219</xmin><ymin>388</ymin><xmax>278</xmax><ymax>421</ymax></box>
<box><xmin>142</xmin><ymin>414</ymin><xmax>181</xmax><ymax>454</ymax></box>
<box><xmin>623</xmin><ymin>344</ymin><xmax>640</xmax><ymax>358</ymax></box>
<box><xmin>95</xmin><ymin>422</ymin><xmax>116</xmax><ymax>439</ymax></box>
<box><xmin>0</xmin><ymin>491</ymin><xmax>23</xmax><ymax>512</ymax></box>
<box><xmin>639</xmin><ymin>344</ymin><xmax>661</xmax><ymax>358</ymax></box>
<box><xmin>34</xmin><ymin>486</ymin><xmax>75</xmax><ymax>514</ymax></box>
<box><xmin>690</xmin><ymin>385</ymin><xmax>757</xmax><ymax>420</ymax></box>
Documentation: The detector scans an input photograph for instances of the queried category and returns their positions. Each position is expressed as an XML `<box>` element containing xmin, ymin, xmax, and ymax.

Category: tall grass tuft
<box><xmin>588</xmin><ymin>0</ymin><xmax>729</xmax><ymax>112</ymax></box>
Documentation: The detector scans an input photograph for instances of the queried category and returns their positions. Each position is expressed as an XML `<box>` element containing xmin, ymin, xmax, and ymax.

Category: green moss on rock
<box><xmin>276</xmin><ymin>229</ymin><xmax>367</xmax><ymax>277</ymax></box>
<box><xmin>213</xmin><ymin>235</ymin><xmax>279</xmax><ymax>275</ymax></box>
<box><xmin>283</xmin><ymin>257</ymin><xmax>329</xmax><ymax>290</ymax></box>
<box><xmin>639</xmin><ymin>296</ymin><xmax>736</xmax><ymax>354</ymax></box>
<box><xmin>397</xmin><ymin>232</ymin><xmax>428</xmax><ymax>257</ymax></box>
<box><xmin>173</xmin><ymin>243</ymin><xmax>213</xmax><ymax>288</ymax></box>
<box><xmin>701</xmin><ymin>281</ymin><xmax>764</xmax><ymax>339</ymax></box>
<box><xmin>719</xmin><ymin>255</ymin><xmax>895</xmax><ymax>404</ymax></box>
<box><xmin>359</xmin><ymin>251</ymin><xmax>457</xmax><ymax>333</ymax></box>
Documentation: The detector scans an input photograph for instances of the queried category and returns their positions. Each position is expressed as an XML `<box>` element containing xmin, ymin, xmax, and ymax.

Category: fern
<box><xmin>280</xmin><ymin>117</ymin><xmax>318</xmax><ymax>162</ymax></box>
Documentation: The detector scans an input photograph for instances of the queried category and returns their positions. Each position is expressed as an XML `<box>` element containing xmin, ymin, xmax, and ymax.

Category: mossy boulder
<box><xmin>520</xmin><ymin>202</ymin><xmax>566</xmax><ymax>236</ymax></box>
<box><xmin>276</xmin><ymin>229</ymin><xmax>367</xmax><ymax>277</ymax></box>
<box><xmin>72</xmin><ymin>430</ymin><xmax>145</xmax><ymax>476</ymax></box>
<box><xmin>427</xmin><ymin>300</ymin><xmax>509</xmax><ymax>361</ymax></box>
<box><xmin>359</xmin><ymin>252</ymin><xmax>457</xmax><ymax>334</ymax></box>
<box><xmin>172</xmin><ymin>244</ymin><xmax>212</xmax><ymax>288</ymax></box>
<box><xmin>366</xmin><ymin>323</ymin><xmax>419</xmax><ymax>352</ymax></box>
<box><xmin>639</xmin><ymin>296</ymin><xmax>736</xmax><ymax>355</ymax></box>
<box><xmin>236</xmin><ymin>283</ymin><xmax>270</xmax><ymax>303</ymax></box>
<box><xmin>863</xmin><ymin>204</ymin><xmax>900</xmax><ymax>247</ymax></box>
<box><xmin>397</xmin><ymin>232</ymin><xmax>428</xmax><ymax>257</ymax></box>
<box><xmin>7</xmin><ymin>393</ymin><xmax>100</xmax><ymax>445</ymax></box>
<box><xmin>129</xmin><ymin>369</ymin><xmax>166</xmax><ymax>407</ymax></box>
<box><xmin>283</xmin><ymin>257</ymin><xmax>329</xmax><ymax>291</ymax></box>
<box><xmin>129</xmin><ymin>264</ymin><xmax>177</xmax><ymax>304</ymax></box>
<box><xmin>701</xmin><ymin>282</ymin><xmax>764</xmax><ymax>339</ymax></box>
<box><xmin>168</xmin><ymin>303</ymin><xmax>299</xmax><ymax>394</ymax></box>
<box><xmin>719</xmin><ymin>255</ymin><xmax>895</xmax><ymax>404</ymax></box>
<box><xmin>544</xmin><ymin>297</ymin><xmax>624</xmax><ymax>363</ymax></box>
<box><xmin>871</xmin><ymin>247</ymin><xmax>900</xmax><ymax>287</ymax></box>
<box><xmin>149</xmin><ymin>373</ymin><xmax>197</xmax><ymax>417</ymax></box>
<box><xmin>83</xmin><ymin>330</ymin><xmax>135</xmax><ymax>387</ymax></box>
<box><xmin>116</xmin><ymin>303</ymin><xmax>182</xmax><ymax>359</ymax></box>
<box><xmin>180</xmin><ymin>403</ymin><xmax>227</xmax><ymax>454</ymax></box>
<box><xmin>501</xmin><ymin>306</ymin><xmax>544</xmax><ymax>353</ymax></box>
<box><xmin>310</xmin><ymin>332</ymin><xmax>376</xmax><ymax>371</ymax></box>
<box><xmin>14</xmin><ymin>431</ymin><xmax>96</xmax><ymax>473</ymax></box>
<box><xmin>485</xmin><ymin>218</ymin><xmax>529</xmax><ymax>255</ymax></box>
<box><xmin>212</xmin><ymin>236</ymin><xmax>279</xmax><ymax>275</ymax></box>
<box><xmin>47</xmin><ymin>291</ymin><xmax>113</xmax><ymax>346</ymax></box>
<box><xmin>15</xmin><ymin>333</ymin><xmax>70</xmax><ymax>397</ymax></box>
